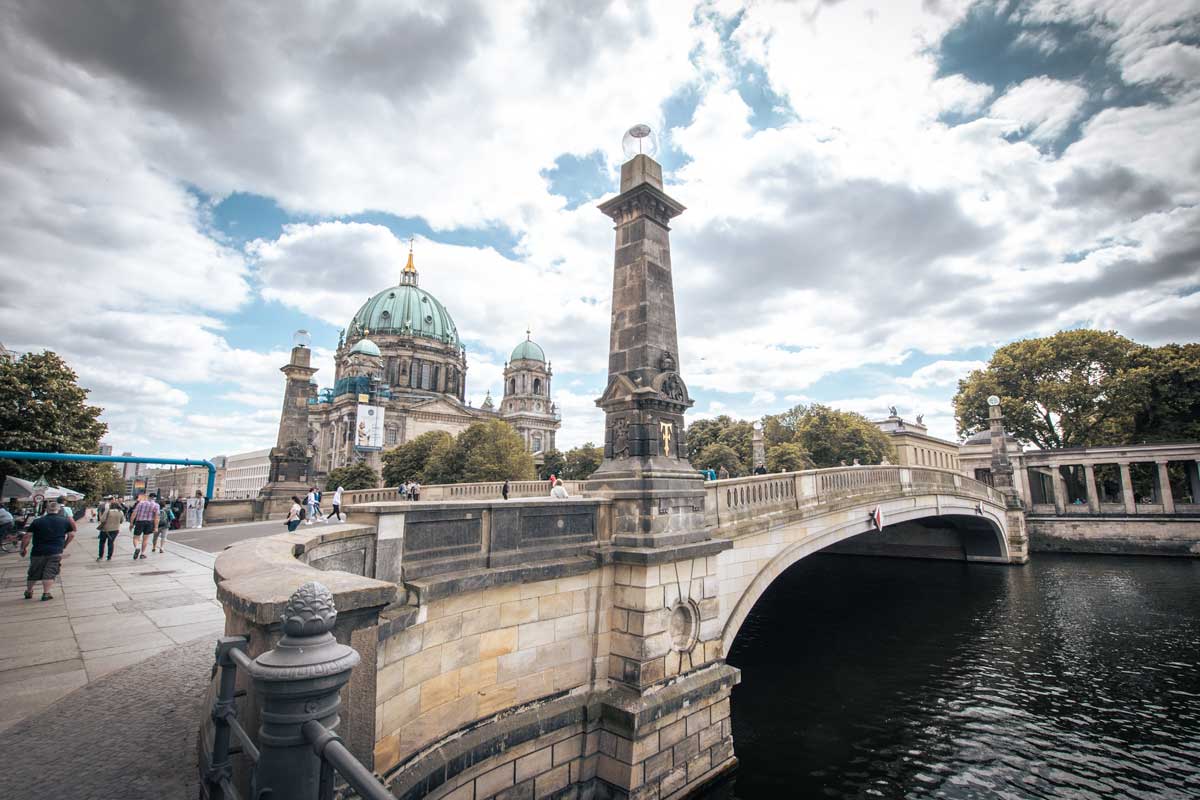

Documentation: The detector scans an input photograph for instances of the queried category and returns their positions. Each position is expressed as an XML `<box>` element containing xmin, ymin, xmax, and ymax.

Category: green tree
<box><xmin>422</xmin><ymin>421</ymin><xmax>536</xmax><ymax>484</ymax></box>
<box><xmin>763</xmin><ymin>403</ymin><xmax>893</xmax><ymax>468</ymax></box>
<box><xmin>693</xmin><ymin>443</ymin><xmax>743</xmax><ymax>477</ymax></box>
<box><xmin>0</xmin><ymin>351</ymin><xmax>108</xmax><ymax>498</ymax></box>
<box><xmin>562</xmin><ymin>443</ymin><xmax>603</xmax><ymax>480</ymax></box>
<box><xmin>325</xmin><ymin>461</ymin><xmax>379</xmax><ymax>491</ymax></box>
<box><xmin>686</xmin><ymin>416</ymin><xmax>753</xmax><ymax>474</ymax></box>
<box><xmin>539</xmin><ymin>449</ymin><xmax>565</xmax><ymax>481</ymax></box>
<box><xmin>1132</xmin><ymin>342</ymin><xmax>1200</xmax><ymax>442</ymax></box>
<box><xmin>92</xmin><ymin>466</ymin><xmax>127</xmax><ymax>501</ymax></box>
<box><xmin>461</xmin><ymin>420</ymin><xmax>537</xmax><ymax>482</ymax></box>
<box><xmin>766</xmin><ymin>442</ymin><xmax>813</xmax><ymax>473</ymax></box>
<box><xmin>953</xmin><ymin>329</ymin><xmax>1149</xmax><ymax>448</ymax></box>
<box><xmin>381</xmin><ymin>430</ymin><xmax>452</xmax><ymax>485</ymax></box>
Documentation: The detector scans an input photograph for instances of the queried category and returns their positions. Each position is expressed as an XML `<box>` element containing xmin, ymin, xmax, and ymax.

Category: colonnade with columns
<box><xmin>1022</xmin><ymin>443</ymin><xmax>1200</xmax><ymax>516</ymax></box>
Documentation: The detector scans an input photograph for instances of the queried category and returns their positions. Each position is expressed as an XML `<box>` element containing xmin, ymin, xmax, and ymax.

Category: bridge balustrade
<box><xmin>706</xmin><ymin>466</ymin><xmax>1004</xmax><ymax>529</ymax></box>
<box><xmin>342</xmin><ymin>480</ymin><xmax>583</xmax><ymax>506</ymax></box>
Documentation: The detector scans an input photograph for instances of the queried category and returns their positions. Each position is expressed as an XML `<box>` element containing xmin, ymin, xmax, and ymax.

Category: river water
<box><xmin>700</xmin><ymin>553</ymin><xmax>1200</xmax><ymax>799</ymax></box>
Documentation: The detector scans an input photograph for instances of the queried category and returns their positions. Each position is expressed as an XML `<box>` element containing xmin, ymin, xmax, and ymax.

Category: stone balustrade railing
<box><xmin>705</xmin><ymin>465</ymin><xmax>1004</xmax><ymax>528</ymax></box>
<box><xmin>341</xmin><ymin>479</ymin><xmax>584</xmax><ymax>507</ymax></box>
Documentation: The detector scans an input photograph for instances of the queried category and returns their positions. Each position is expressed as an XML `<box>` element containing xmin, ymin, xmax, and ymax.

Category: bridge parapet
<box><xmin>707</xmin><ymin>466</ymin><xmax>1003</xmax><ymax>530</ymax></box>
<box><xmin>341</xmin><ymin>479</ymin><xmax>585</xmax><ymax>506</ymax></box>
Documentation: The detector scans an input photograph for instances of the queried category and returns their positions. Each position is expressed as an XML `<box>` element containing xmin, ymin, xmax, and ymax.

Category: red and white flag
<box><xmin>870</xmin><ymin>506</ymin><xmax>883</xmax><ymax>531</ymax></box>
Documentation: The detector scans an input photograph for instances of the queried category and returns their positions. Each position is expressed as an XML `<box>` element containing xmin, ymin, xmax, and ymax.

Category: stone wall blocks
<box><xmin>442</xmin><ymin>633</ymin><xmax>483</xmax><ymax>673</ymax></box>
<box><xmin>535</xmin><ymin>763</ymin><xmax>572</xmax><ymax>799</ymax></box>
<box><xmin>405</xmin><ymin>644</ymin><xmax>445</xmax><ymax>689</ymax></box>
<box><xmin>613</xmin><ymin>584</ymin><xmax>664</xmax><ymax>612</ymax></box>
<box><xmin>709</xmin><ymin>697</ymin><xmax>730</xmax><ymax>724</ymax></box>
<box><xmin>422</xmin><ymin>668</ymin><xmax>462</xmax><ymax>711</ymax></box>
<box><xmin>596</xmin><ymin>754</ymin><xmax>643</xmax><ymax>790</ymax></box>
<box><xmin>426</xmin><ymin>614</ymin><xmax>465</xmax><ymax>647</ymax></box>
<box><xmin>481</xmin><ymin>627</ymin><xmax>519</xmax><ymax>660</ymax></box>
<box><xmin>697</xmin><ymin>721</ymin><xmax>721</xmax><ymax>752</ymax></box>
<box><xmin>553</xmin><ymin>733</ymin><xmax>584</xmax><ymax>766</ymax></box>
<box><xmin>552</xmin><ymin>659</ymin><xmax>590</xmax><ymax>692</ymax></box>
<box><xmin>701</xmin><ymin>575</ymin><xmax>719</xmax><ymax>599</ymax></box>
<box><xmin>519</xmin><ymin>619</ymin><xmax>558</xmax><ymax>650</ymax></box>
<box><xmin>539</xmin><ymin>592</ymin><xmax>575</xmax><ymax>620</ymax></box>
<box><xmin>498</xmin><ymin>648</ymin><xmax>540</xmax><ymax>683</ymax></box>
<box><xmin>385</xmin><ymin>626</ymin><xmax>424</xmax><ymax>665</ymax></box>
<box><xmin>378</xmin><ymin>661</ymin><xmax>406</xmax><ymax>704</ymax></box>
<box><xmin>611</xmin><ymin>608</ymin><xmax>629</xmax><ymax>633</ymax></box>
<box><xmin>685</xmin><ymin>750</ymin><xmax>712</xmax><ymax>785</ymax></box>
<box><xmin>628</xmin><ymin>565</ymin><xmax>660</xmax><ymax>588</ymax></box>
<box><xmin>555</xmin><ymin>612</ymin><xmax>589</xmax><ymax>641</ymax></box>
<box><xmin>643</xmin><ymin>748</ymin><xmax>673</xmax><ymax>783</ymax></box>
<box><xmin>662</xmin><ymin>583</ymin><xmax>680</xmax><ymax>607</ymax></box>
<box><xmin>536</xmin><ymin>640</ymin><xmax>575</xmax><ymax>670</ymax></box>
<box><xmin>381</xmin><ymin>684</ymin><xmax>422</xmax><ymax>733</ymax></box>
<box><xmin>463</xmin><ymin>604</ymin><xmax>503</xmax><ymax>636</ymax></box>
<box><xmin>557</xmin><ymin>575</ymin><xmax>590</xmax><ymax>593</ymax></box>
<box><xmin>697</xmin><ymin>597</ymin><xmax>719</xmax><ymax>622</ymax></box>
<box><xmin>658</xmin><ymin>765</ymin><xmax>688</xmax><ymax>796</ymax></box>
<box><xmin>478</xmin><ymin>680</ymin><xmax>518</xmax><ymax>718</ymax></box>
<box><xmin>460</xmin><ymin>657</ymin><xmax>500</xmax><ymax>697</ymax></box>
<box><xmin>515</xmin><ymin>747</ymin><xmax>555</xmax><ymax>784</ymax></box>
<box><xmin>476</xmin><ymin>762</ymin><xmax>516</xmax><ymax>799</ymax></box>
<box><xmin>517</xmin><ymin>670</ymin><xmax>555</xmax><ymax>705</ymax></box>
<box><xmin>501</xmin><ymin>598</ymin><xmax>541</xmax><ymax>627</ymax></box>
<box><xmin>685</xmin><ymin>708</ymin><xmax>709</xmax><ymax>737</ymax></box>
<box><xmin>671</xmin><ymin>733</ymin><xmax>699</xmax><ymax>765</ymax></box>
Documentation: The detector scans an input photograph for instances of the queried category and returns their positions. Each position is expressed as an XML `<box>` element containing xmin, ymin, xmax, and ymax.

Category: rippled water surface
<box><xmin>700</xmin><ymin>554</ymin><xmax>1200</xmax><ymax>799</ymax></box>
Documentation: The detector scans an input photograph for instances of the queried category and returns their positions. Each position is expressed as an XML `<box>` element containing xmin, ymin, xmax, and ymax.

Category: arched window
<box><xmin>533</xmin><ymin>378</ymin><xmax>542</xmax><ymax>395</ymax></box>
<box><xmin>509</xmin><ymin>378</ymin><xmax>516</xmax><ymax>395</ymax></box>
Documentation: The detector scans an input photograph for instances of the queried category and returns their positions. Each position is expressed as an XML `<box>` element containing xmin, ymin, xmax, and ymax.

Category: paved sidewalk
<box><xmin>0</xmin><ymin>525</ymin><xmax>224</xmax><ymax>732</ymax></box>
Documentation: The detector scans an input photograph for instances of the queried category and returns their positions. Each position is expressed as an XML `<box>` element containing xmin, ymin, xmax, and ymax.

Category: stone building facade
<box><xmin>874</xmin><ymin>412</ymin><xmax>961</xmax><ymax>470</ymax></box>
<box><xmin>296</xmin><ymin>248</ymin><xmax>560</xmax><ymax>481</ymax></box>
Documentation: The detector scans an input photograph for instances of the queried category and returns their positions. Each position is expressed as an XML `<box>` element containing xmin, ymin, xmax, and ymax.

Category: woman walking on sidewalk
<box><xmin>96</xmin><ymin>503</ymin><xmax>124</xmax><ymax>561</ymax></box>
<box><xmin>286</xmin><ymin>496</ymin><xmax>304</xmax><ymax>532</ymax></box>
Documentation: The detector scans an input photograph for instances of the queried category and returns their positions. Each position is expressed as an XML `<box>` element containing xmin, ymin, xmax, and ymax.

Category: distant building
<box><xmin>873</xmin><ymin>412</ymin><xmax>960</xmax><ymax>471</ymax></box>
<box><xmin>98</xmin><ymin>443</ymin><xmax>113</xmax><ymax>456</ymax></box>
<box><xmin>223</xmin><ymin>448</ymin><xmax>272</xmax><ymax>499</ymax></box>
<box><xmin>147</xmin><ymin>465</ymin><xmax>208</xmax><ymax>499</ymax></box>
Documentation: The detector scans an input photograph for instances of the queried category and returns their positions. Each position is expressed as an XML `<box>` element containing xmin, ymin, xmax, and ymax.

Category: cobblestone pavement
<box><xmin>0</xmin><ymin>636</ymin><xmax>211</xmax><ymax>800</ymax></box>
<box><xmin>0</xmin><ymin>524</ymin><xmax>223</xmax><ymax>732</ymax></box>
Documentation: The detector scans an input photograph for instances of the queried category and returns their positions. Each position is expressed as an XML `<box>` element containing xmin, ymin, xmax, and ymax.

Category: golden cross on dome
<box><xmin>403</xmin><ymin>236</ymin><xmax>417</xmax><ymax>273</ymax></box>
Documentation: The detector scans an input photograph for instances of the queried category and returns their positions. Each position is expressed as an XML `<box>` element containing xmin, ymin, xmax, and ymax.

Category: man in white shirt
<box><xmin>550</xmin><ymin>480</ymin><xmax>569</xmax><ymax>499</ymax></box>
<box><xmin>330</xmin><ymin>486</ymin><xmax>344</xmax><ymax>521</ymax></box>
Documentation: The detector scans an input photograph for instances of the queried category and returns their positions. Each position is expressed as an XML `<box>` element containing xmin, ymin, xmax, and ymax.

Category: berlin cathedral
<box><xmin>298</xmin><ymin>247</ymin><xmax>561</xmax><ymax>478</ymax></box>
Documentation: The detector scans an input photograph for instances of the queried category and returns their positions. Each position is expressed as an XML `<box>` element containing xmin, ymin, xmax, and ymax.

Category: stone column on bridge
<box><xmin>752</xmin><ymin>422</ymin><xmax>766</xmax><ymax>471</ymax></box>
<box><xmin>259</xmin><ymin>333</ymin><xmax>318</xmax><ymax>518</ymax></box>
<box><xmin>1156</xmin><ymin>461</ymin><xmax>1175</xmax><ymax>513</ymax></box>
<box><xmin>588</xmin><ymin>131</ymin><xmax>737</xmax><ymax>799</ymax></box>
<box><xmin>1050</xmin><ymin>465</ymin><xmax>1067</xmax><ymax>515</ymax></box>
<box><xmin>987</xmin><ymin>397</ymin><xmax>1028</xmax><ymax>562</ymax></box>
<box><xmin>1118</xmin><ymin>462</ymin><xmax>1136</xmax><ymax>513</ymax></box>
<box><xmin>1083</xmin><ymin>464</ymin><xmax>1100</xmax><ymax>514</ymax></box>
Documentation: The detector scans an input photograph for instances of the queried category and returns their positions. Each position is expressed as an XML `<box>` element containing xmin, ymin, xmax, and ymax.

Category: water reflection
<box><xmin>701</xmin><ymin>554</ymin><xmax>1200</xmax><ymax>799</ymax></box>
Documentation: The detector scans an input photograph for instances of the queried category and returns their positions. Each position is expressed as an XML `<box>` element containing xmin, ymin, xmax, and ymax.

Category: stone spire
<box><xmin>988</xmin><ymin>396</ymin><xmax>1021</xmax><ymax>509</ymax></box>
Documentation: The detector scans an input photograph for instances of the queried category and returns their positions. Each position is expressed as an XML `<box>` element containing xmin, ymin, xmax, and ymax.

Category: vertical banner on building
<box><xmin>355</xmin><ymin>404</ymin><xmax>385</xmax><ymax>451</ymax></box>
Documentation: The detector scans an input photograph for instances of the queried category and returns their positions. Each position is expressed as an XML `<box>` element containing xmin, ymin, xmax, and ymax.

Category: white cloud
<box><xmin>990</xmin><ymin>77</ymin><xmax>1089</xmax><ymax>143</ymax></box>
<box><xmin>898</xmin><ymin>360</ymin><xmax>987</xmax><ymax>389</ymax></box>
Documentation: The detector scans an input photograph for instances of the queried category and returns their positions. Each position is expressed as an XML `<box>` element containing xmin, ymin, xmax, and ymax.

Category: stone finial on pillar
<box><xmin>987</xmin><ymin>396</ymin><xmax>1021</xmax><ymax>509</ymax></box>
<box><xmin>247</xmin><ymin>582</ymin><xmax>360</xmax><ymax>800</ymax></box>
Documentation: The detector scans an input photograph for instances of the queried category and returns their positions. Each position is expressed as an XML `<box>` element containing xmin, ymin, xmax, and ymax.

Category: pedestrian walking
<box><xmin>718</xmin><ymin>466</ymin><xmax>730</xmax><ymax>480</ymax></box>
<box><xmin>411</xmin><ymin>480</ymin><xmax>421</xmax><ymax>502</ymax></box>
<box><xmin>286</xmin><ymin>496</ymin><xmax>304</xmax><ymax>532</ymax></box>
<box><xmin>20</xmin><ymin>501</ymin><xmax>76</xmax><ymax>601</ymax></box>
<box><xmin>304</xmin><ymin>487</ymin><xmax>324</xmax><ymax>524</ymax></box>
<box><xmin>330</xmin><ymin>485</ymin><xmax>344</xmax><ymax>521</ymax></box>
<box><xmin>128</xmin><ymin>492</ymin><xmax>158</xmax><ymax>559</ymax></box>
<box><xmin>153</xmin><ymin>499</ymin><xmax>174</xmax><ymax>553</ymax></box>
<box><xmin>501</xmin><ymin>479</ymin><xmax>510</xmax><ymax>501</ymax></box>
<box><xmin>96</xmin><ymin>502</ymin><xmax>124</xmax><ymax>561</ymax></box>
<box><xmin>0</xmin><ymin>504</ymin><xmax>14</xmax><ymax>538</ymax></box>
<box><xmin>170</xmin><ymin>497</ymin><xmax>185</xmax><ymax>530</ymax></box>
<box><xmin>185</xmin><ymin>490</ymin><xmax>205</xmax><ymax>529</ymax></box>
<box><xmin>59</xmin><ymin>499</ymin><xmax>74</xmax><ymax>520</ymax></box>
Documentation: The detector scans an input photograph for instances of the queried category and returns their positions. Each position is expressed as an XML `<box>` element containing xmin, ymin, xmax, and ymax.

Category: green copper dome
<box><xmin>350</xmin><ymin>284</ymin><xmax>459</xmax><ymax>346</ymax></box>
<box><xmin>350</xmin><ymin>338</ymin><xmax>381</xmax><ymax>357</ymax></box>
<box><xmin>510</xmin><ymin>336</ymin><xmax>545</xmax><ymax>363</ymax></box>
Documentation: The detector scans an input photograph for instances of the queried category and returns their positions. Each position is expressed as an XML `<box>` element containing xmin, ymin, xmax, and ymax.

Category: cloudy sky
<box><xmin>1</xmin><ymin>0</ymin><xmax>1197</xmax><ymax>459</ymax></box>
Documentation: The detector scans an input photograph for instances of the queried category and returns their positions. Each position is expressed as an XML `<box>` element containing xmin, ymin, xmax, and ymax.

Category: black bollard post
<box><xmin>247</xmin><ymin>581</ymin><xmax>360</xmax><ymax>800</ymax></box>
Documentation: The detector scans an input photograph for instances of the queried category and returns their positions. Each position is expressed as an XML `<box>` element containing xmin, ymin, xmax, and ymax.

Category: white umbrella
<box><xmin>1</xmin><ymin>476</ymin><xmax>36</xmax><ymax>501</ymax></box>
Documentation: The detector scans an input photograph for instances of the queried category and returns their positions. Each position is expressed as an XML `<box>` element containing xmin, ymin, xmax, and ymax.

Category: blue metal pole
<box><xmin>0</xmin><ymin>451</ymin><xmax>218</xmax><ymax>499</ymax></box>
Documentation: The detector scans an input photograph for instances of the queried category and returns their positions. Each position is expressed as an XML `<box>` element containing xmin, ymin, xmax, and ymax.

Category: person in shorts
<box><xmin>129</xmin><ymin>492</ymin><xmax>159</xmax><ymax>559</ymax></box>
<box><xmin>21</xmin><ymin>501</ymin><xmax>76</xmax><ymax>601</ymax></box>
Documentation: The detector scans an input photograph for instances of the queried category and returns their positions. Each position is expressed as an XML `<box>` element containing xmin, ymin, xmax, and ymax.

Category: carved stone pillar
<box><xmin>1050</xmin><ymin>465</ymin><xmax>1067</xmax><ymax>515</ymax></box>
<box><xmin>1083</xmin><ymin>464</ymin><xmax>1100</xmax><ymax>513</ymax></box>
<box><xmin>1156</xmin><ymin>461</ymin><xmax>1175</xmax><ymax>513</ymax></box>
<box><xmin>1117</xmin><ymin>462</ymin><xmax>1136</xmax><ymax>513</ymax></box>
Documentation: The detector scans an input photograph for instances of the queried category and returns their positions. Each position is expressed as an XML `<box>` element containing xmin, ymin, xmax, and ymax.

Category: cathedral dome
<box><xmin>350</xmin><ymin>284</ymin><xmax>459</xmax><ymax>346</ymax></box>
<box><xmin>350</xmin><ymin>337</ymin><xmax>381</xmax><ymax>357</ymax></box>
<box><xmin>510</xmin><ymin>336</ymin><xmax>545</xmax><ymax>363</ymax></box>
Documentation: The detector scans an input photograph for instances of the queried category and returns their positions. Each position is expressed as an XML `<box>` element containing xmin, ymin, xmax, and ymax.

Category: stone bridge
<box><xmin>203</xmin><ymin>465</ymin><xmax>1024</xmax><ymax>800</ymax></box>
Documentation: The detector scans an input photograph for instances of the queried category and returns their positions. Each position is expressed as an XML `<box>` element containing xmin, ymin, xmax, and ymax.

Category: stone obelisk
<box><xmin>258</xmin><ymin>336</ymin><xmax>318</xmax><ymax>518</ymax></box>
<box><xmin>988</xmin><ymin>397</ymin><xmax>1030</xmax><ymax>563</ymax></box>
<box><xmin>586</xmin><ymin>132</ymin><xmax>739</xmax><ymax>800</ymax></box>
<box><xmin>590</xmin><ymin>151</ymin><xmax>710</xmax><ymax>549</ymax></box>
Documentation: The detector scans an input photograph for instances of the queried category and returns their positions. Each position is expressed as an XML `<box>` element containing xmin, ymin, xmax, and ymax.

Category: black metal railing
<box><xmin>201</xmin><ymin>582</ymin><xmax>396</xmax><ymax>800</ymax></box>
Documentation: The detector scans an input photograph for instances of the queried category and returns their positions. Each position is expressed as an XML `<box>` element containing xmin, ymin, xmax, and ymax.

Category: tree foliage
<box><xmin>1132</xmin><ymin>342</ymin><xmax>1200</xmax><ymax>443</ymax></box>
<box><xmin>562</xmin><ymin>443</ymin><xmax>603</xmax><ymax>480</ymax></box>
<box><xmin>766</xmin><ymin>442</ymin><xmax>813</xmax><ymax>473</ymax></box>
<box><xmin>381</xmin><ymin>430</ymin><xmax>452</xmax><ymax>485</ymax></box>
<box><xmin>325</xmin><ymin>461</ymin><xmax>379</xmax><ymax>491</ymax></box>
<box><xmin>693</xmin><ymin>443</ymin><xmax>743</xmax><ymax>477</ymax></box>
<box><xmin>538</xmin><ymin>449</ymin><xmax>565</xmax><ymax>481</ymax></box>
<box><xmin>0</xmin><ymin>351</ymin><xmax>109</xmax><ymax>499</ymax></box>
<box><xmin>764</xmin><ymin>403</ymin><xmax>894</xmax><ymax>468</ymax></box>
<box><xmin>686</xmin><ymin>416</ymin><xmax>754</xmax><ymax>475</ymax></box>
<box><xmin>421</xmin><ymin>420</ymin><xmax>536</xmax><ymax>484</ymax></box>
<box><xmin>951</xmin><ymin>329</ymin><xmax>1192</xmax><ymax>449</ymax></box>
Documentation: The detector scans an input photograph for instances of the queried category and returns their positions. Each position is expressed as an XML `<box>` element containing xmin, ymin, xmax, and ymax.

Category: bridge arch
<box><xmin>719</xmin><ymin>500</ymin><xmax>1010</xmax><ymax>657</ymax></box>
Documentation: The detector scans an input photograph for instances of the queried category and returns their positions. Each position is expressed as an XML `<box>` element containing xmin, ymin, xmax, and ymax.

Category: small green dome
<box><xmin>350</xmin><ymin>284</ymin><xmax>459</xmax><ymax>345</ymax></box>
<box><xmin>350</xmin><ymin>338</ymin><xmax>381</xmax><ymax>357</ymax></box>
<box><xmin>510</xmin><ymin>337</ymin><xmax>545</xmax><ymax>363</ymax></box>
